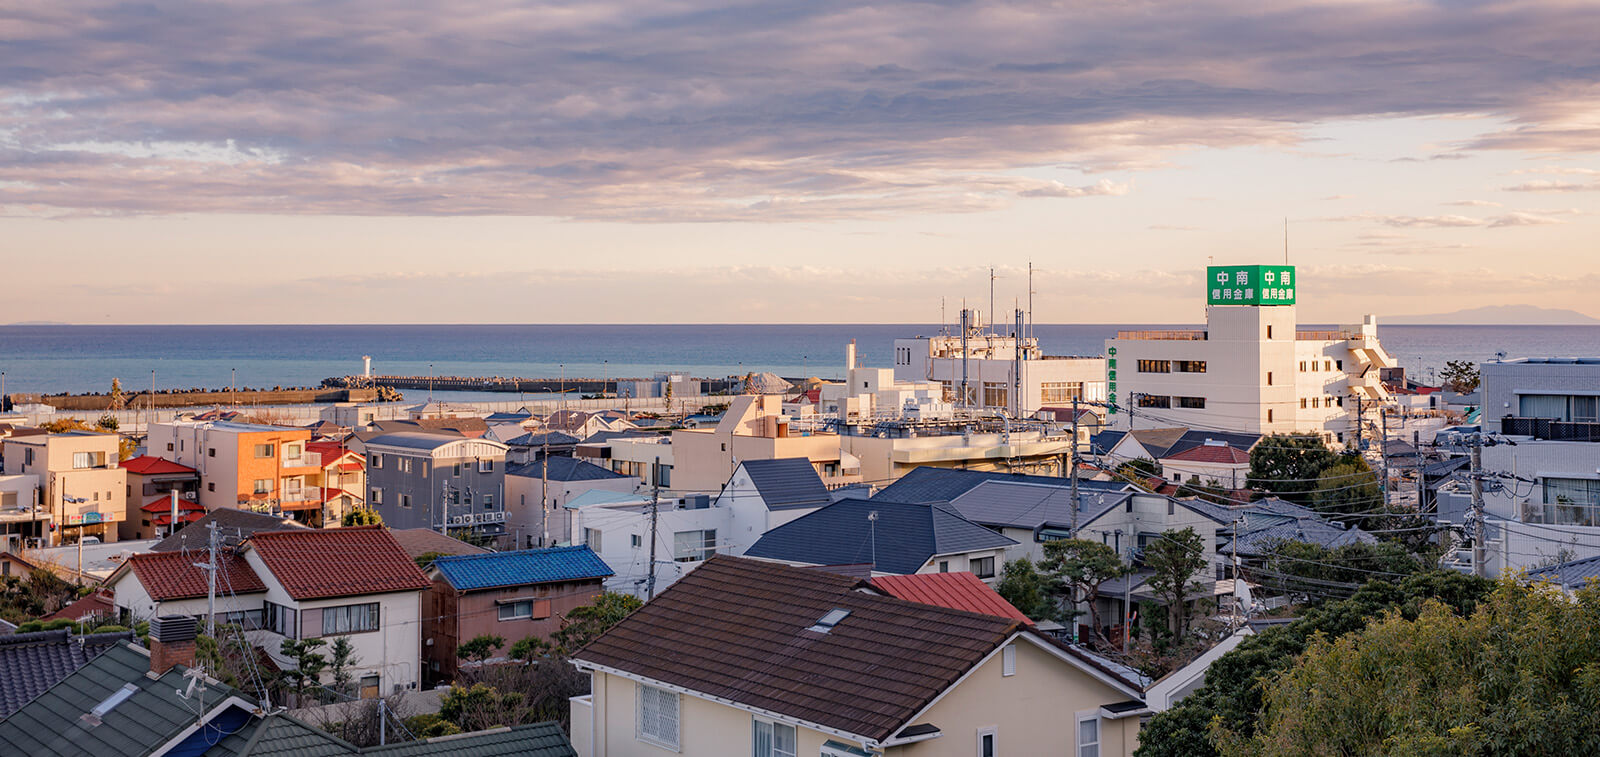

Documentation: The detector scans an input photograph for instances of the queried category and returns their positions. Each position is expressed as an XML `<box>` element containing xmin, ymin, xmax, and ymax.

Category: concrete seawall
<box><xmin>8</xmin><ymin>388</ymin><xmax>380</xmax><ymax>412</ymax></box>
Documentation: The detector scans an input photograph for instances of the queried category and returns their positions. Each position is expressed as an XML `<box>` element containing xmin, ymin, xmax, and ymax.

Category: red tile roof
<box><xmin>43</xmin><ymin>591</ymin><xmax>115</xmax><ymax>623</ymax></box>
<box><xmin>1164</xmin><ymin>444</ymin><xmax>1251</xmax><ymax>464</ymax></box>
<box><xmin>126</xmin><ymin>550</ymin><xmax>267</xmax><ymax>601</ymax></box>
<box><xmin>140</xmin><ymin>496</ymin><xmax>206</xmax><ymax>513</ymax></box>
<box><xmin>119</xmin><ymin>456</ymin><xmax>197</xmax><ymax>476</ymax></box>
<box><xmin>247</xmin><ymin>526</ymin><xmax>431</xmax><ymax>600</ymax></box>
<box><xmin>870</xmin><ymin>572</ymin><xmax>1035</xmax><ymax>625</ymax></box>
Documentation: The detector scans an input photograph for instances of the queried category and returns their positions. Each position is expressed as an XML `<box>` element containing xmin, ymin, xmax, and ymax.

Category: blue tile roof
<box><xmin>432</xmin><ymin>546</ymin><xmax>614</xmax><ymax>591</ymax></box>
<box><xmin>872</xmin><ymin>466</ymin><xmax>1130</xmax><ymax>505</ymax></box>
<box><xmin>744</xmin><ymin>498</ymin><xmax>1015</xmax><ymax>575</ymax></box>
<box><xmin>740</xmin><ymin>458</ymin><xmax>832</xmax><ymax>509</ymax></box>
<box><xmin>506</xmin><ymin>456</ymin><xmax>629</xmax><ymax>482</ymax></box>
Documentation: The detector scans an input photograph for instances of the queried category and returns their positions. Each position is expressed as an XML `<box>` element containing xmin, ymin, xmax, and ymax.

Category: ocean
<box><xmin>1</xmin><ymin>323</ymin><xmax>1595</xmax><ymax>399</ymax></box>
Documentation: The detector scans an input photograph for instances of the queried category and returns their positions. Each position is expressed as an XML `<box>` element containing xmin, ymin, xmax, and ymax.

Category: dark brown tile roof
<box><xmin>573</xmin><ymin>555</ymin><xmax>1022</xmax><ymax>743</ymax></box>
<box><xmin>389</xmin><ymin>527</ymin><xmax>492</xmax><ymax>560</ymax></box>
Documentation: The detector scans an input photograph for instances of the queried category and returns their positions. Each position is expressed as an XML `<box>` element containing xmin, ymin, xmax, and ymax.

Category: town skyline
<box><xmin>4</xmin><ymin>0</ymin><xmax>1599</xmax><ymax>324</ymax></box>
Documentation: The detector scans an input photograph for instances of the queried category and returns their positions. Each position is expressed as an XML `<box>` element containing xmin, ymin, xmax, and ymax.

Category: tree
<box><xmin>1440</xmin><ymin>359</ymin><xmax>1480</xmax><ymax>393</ymax></box>
<box><xmin>279</xmin><ymin>638</ymin><xmax>328</xmax><ymax>704</ymax></box>
<box><xmin>995</xmin><ymin>557</ymin><xmax>1058</xmax><ymax>621</ymax></box>
<box><xmin>328</xmin><ymin>638</ymin><xmax>359</xmax><ymax>695</ymax></box>
<box><xmin>1133</xmin><ymin>570</ymin><xmax>1493</xmax><ymax>757</ymax></box>
<box><xmin>457</xmin><ymin>633</ymin><xmax>506</xmax><ymax>663</ymax></box>
<box><xmin>1247</xmin><ymin>435</ymin><xmax>1336</xmax><ymax>504</ymax></box>
<box><xmin>108</xmin><ymin>378</ymin><xmax>126</xmax><ymax>410</ymax></box>
<box><xmin>1142</xmin><ymin>527</ymin><xmax>1206</xmax><ymax>639</ymax></box>
<box><xmin>1217</xmin><ymin>578</ymin><xmax>1600</xmax><ymax>756</ymax></box>
<box><xmin>95</xmin><ymin>414</ymin><xmax>119</xmax><ymax>432</ymax></box>
<box><xmin>545</xmin><ymin>592</ymin><xmax>642</xmax><ymax>656</ymax></box>
<box><xmin>38</xmin><ymin>417</ymin><xmax>95</xmax><ymax>433</ymax></box>
<box><xmin>1115</xmin><ymin>457</ymin><xmax>1161</xmax><ymax>484</ymax></box>
<box><xmin>1309</xmin><ymin>454</ymin><xmax>1379</xmax><ymax>517</ymax></box>
<box><xmin>343</xmin><ymin>508</ymin><xmax>382</xmax><ymax>527</ymax></box>
<box><xmin>1040</xmin><ymin>539</ymin><xmax>1129</xmax><ymax>644</ymax></box>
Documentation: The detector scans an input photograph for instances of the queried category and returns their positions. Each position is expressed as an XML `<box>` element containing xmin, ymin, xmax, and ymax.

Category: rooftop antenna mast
<box><xmin>1027</xmin><ymin>261</ymin><xmax>1035</xmax><ymax>342</ymax></box>
<box><xmin>1284</xmin><ymin>217</ymin><xmax>1289</xmax><ymax>264</ymax></box>
<box><xmin>988</xmin><ymin>266</ymin><xmax>996</xmax><ymax>336</ymax></box>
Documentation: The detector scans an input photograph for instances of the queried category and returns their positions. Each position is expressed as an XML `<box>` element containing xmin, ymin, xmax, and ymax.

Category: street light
<box><xmin>62</xmin><ymin>493</ymin><xmax>89</xmax><ymax>586</ymax></box>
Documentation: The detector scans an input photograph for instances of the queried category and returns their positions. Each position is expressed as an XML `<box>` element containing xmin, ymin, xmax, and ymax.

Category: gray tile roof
<box><xmin>151</xmin><ymin>508</ymin><xmax>308</xmax><ymax>552</ymax></box>
<box><xmin>740</xmin><ymin>457</ymin><xmax>832</xmax><ymax>509</ymax></box>
<box><xmin>506</xmin><ymin>456</ymin><xmax>628</xmax><ymax>482</ymax></box>
<box><xmin>744</xmin><ymin>498</ymin><xmax>1016</xmax><ymax>574</ymax></box>
<box><xmin>872</xmin><ymin>467</ymin><xmax>1130</xmax><ymax>505</ymax></box>
<box><xmin>1527</xmin><ymin>555</ymin><xmax>1600</xmax><ymax>589</ymax></box>
<box><xmin>362</xmin><ymin>432</ymin><xmax>470</xmax><ymax>451</ymax></box>
<box><xmin>944</xmin><ymin>480</ymin><xmax>1132</xmax><ymax>531</ymax></box>
<box><xmin>0</xmin><ymin>629</ymin><xmax>132</xmax><ymax>717</ymax></box>
<box><xmin>504</xmin><ymin>430</ymin><xmax>581</xmax><ymax>448</ymax></box>
<box><xmin>366</xmin><ymin>723</ymin><xmax>576</xmax><ymax>756</ymax></box>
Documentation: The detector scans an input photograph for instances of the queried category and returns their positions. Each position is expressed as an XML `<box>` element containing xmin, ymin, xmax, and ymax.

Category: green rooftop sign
<box><xmin>1207</xmin><ymin>264</ymin><xmax>1295</xmax><ymax>306</ymax></box>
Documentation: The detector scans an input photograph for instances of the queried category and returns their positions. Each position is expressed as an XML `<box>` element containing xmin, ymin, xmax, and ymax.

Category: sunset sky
<box><xmin>3</xmin><ymin>0</ymin><xmax>1598</xmax><ymax>324</ymax></box>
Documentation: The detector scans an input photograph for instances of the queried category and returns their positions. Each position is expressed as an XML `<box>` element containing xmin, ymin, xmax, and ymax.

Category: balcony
<box><xmin>281</xmin><ymin>451</ymin><xmax>323</xmax><ymax>469</ymax></box>
<box><xmin>1116</xmin><ymin>330</ymin><xmax>1207</xmax><ymax>341</ymax></box>
<box><xmin>1296</xmin><ymin>330</ymin><xmax>1359</xmax><ymax>341</ymax></box>
<box><xmin>1501</xmin><ymin>416</ymin><xmax>1600</xmax><ymax>442</ymax></box>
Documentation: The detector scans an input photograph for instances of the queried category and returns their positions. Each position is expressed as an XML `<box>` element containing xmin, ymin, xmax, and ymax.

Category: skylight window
<box><xmin>79</xmin><ymin>682</ymin><xmax>139</xmax><ymax>726</ymax></box>
<box><xmin>807</xmin><ymin>608</ymin><xmax>851</xmax><ymax>633</ymax></box>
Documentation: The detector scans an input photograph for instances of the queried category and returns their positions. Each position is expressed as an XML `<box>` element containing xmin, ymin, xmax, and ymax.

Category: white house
<box><xmin>106</xmin><ymin>549</ymin><xmax>271</xmax><ymax>629</ymax></box>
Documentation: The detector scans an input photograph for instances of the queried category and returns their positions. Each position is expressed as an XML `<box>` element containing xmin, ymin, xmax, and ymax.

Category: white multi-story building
<box><xmin>1104</xmin><ymin>264</ymin><xmax>1395</xmax><ymax>445</ymax></box>
<box><xmin>894</xmin><ymin>317</ymin><xmax>1107</xmax><ymax>418</ymax></box>
<box><xmin>818</xmin><ymin>341</ymin><xmax>951</xmax><ymax>423</ymax></box>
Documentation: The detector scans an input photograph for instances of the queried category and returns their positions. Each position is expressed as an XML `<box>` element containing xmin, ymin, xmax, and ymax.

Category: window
<box><xmin>1520</xmin><ymin>394</ymin><xmax>1570</xmax><ymax>419</ymax></box>
<box><xmin>399</xmin><ymin>493</ymin><xmax>411</xmax><ymax>509</ymax></box>
<box><xmin>939</xmin><ymin>560</ymin><xmax>950</xmax><ymax>573</ymax></box>
<box><xmin>165</xmin><ymin>443</ymin><xmax>174</xmax><ymax>452</ymax></box>
<box><xmin>254</xmin><ymin>444</ymin><xmax>275</xmax><ymax>458</ymax></box>
<box><xmin>970</xmin><ymin>556</ymin><xmax>996</xmax><ymax>579</ymax></box>
<box><xmin>1077</xmin><ymin>713</ymin><xmax>1100</xmax><ymax>757</ymax></box>
<box><xmin>1002</xmin><ymin>645</ymin><xmax>1016</xmax><ymax>676</ymax></box>
<box><xmin>1137</xmin><ymin>360</ymin><xmax>1171</xmax><ymax>373</ymax></box>
<box><xmin>483</xmin><ymin>494</ymin><xmax>494</xmax><ymax>509</ymax></box>
<box><xmin>1324</xmin><ymin>360</ymin><xmax>1332</xmax><ymax>371</ymax></box>
<box><xmin>1337</xmin><ymin>397</ymin><xmax>1344</xmax><ymax>407</ymax></box>
<box><xmin>498</xmin><ymin>599</ymin><xmax>551</xmax><ymax>620</ymax></box>
<box><xmin>1137</xmin><ymin>394</ymin><xmax>1170</xmax><ymax>409</ymax></box>
<box><xmin>1299</xmin><ymin>361</ymin><xmax>1306</xmax><ymax>372</ymax></box>
<box><xmin>1336</xmin><ymin>359</ymin><xmax>1343</xmax><ymax>370</ymax></box>
<box><xmin>321</xmin><ymin>602</ymin><xmax>379</xmax><ymax>635</ymax></box>
<box><xmin>674</xmin><ymin>529</ymin><xmax>717</xmax><ymax>562</ymax></box>
<box><xmin>285</xmin><ymin>444</ymin><xmax>301</xmax><ymax>459</ymax></box>
<box><xmin>208</xmin><ymin>448</ymin><xmax>216</xmax><ymax>458</ymax></box>
<box><xmin>584</xmin><ymin>528</ymin><xmax>602</xmax><ymax>551</ymax></box>
<box><xmin>1174</xmin><ymin>360</ymin><xmax>1207</xmax><ymax>373</ymax></box>
<box><xmin>1177</xmin><ymin>396</ymin><xmax>1206</xmax><ymax>409</ymax></box>
<box><xmin>978</xmin><ymin>727</ymin><xmax>997</xmax><ymax>757</ymax></box>
<box><xmin>371</xmin><ymin>454</ymin><xmax>383</xmax><ymax>469</ymax></box>
<box><xmin>253</xmin><ymin>479</ymin><xmax>273</xmax><ymax>494</ymax></box>
<box><xmin>1300</xmin><ymin>398</ymin><xmax>1308</xmax><ymax>409</ymax></box>
<box><xmin>1041</xmin><ymin>382</ymin><xmax>1084</xmax><ymax>403</ymax></box>
<box><xmin>1267</xmin><ymin>409</ymin><xmax>1274</xmax><ymax>423</ymax></box>
<box><xmin>478</xmin><ymin>459</ymin><xmax>493</xmax><ymax>473</ymax></box>
<box><xmin>753</xmin><ymin>718</ymin><xmax>797</xmax><ymax>757</ymax></box>
<box><xmin>399</xmin><ymin>458</ymin><xmax>411</xmax><ymax>474</ymax></box>
<box><xmin>72</xmin><ymin>451</ymin><xmax>104</xmax><ymax>469</ymax></box>
<box><xmin>631</xmin><ymin>534</ymin><xmax>642</xmax><ymax>549</ymax></box>
<box><xmin>264</xmin><ymin>601</ymin><xmax>297</xmax><ymax>638</ymax></box>
<box><xmin>983</xmin><ymin>382</ymin><xmax>1008</xmax><ymax>408</ymax></box>
<box><xmin>1312</xmin><ymin>397</ymin><xmax>1320</xmax><ymax>409</ymax></box>
<box><xmin>1336</xmin><ymin>432</ymin><xmax>1345</xmax><ymax>443</ymax></box>
<box><xmin>208</xmin><ymin>482</ymin><xmax>215</xmax><ymax>492</ymax></box>
<box><xmin>636</xmin><ymin>683</ymin><xmax>679</xmax><ymax>750</ymax></box>
<box><xmin>371</xmin><ymin>488</ymin><xmax>383</xmax><ymax>504</ymax></box>
<box><xmin>1266</xmin><ymin>325</ymin><xmax>1273</xmax><ymax>339</ymax></box>
<box><xmin>1266</xmin><ymin>372</ymin><xmax>1273</xmax><ymax>386</ymax></box>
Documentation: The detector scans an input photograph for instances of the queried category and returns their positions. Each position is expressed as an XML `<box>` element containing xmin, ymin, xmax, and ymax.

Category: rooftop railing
<box><xmin>1501</xmin><ymin>416</ymin><xmax>1600</xmax><ymax>442</ymax></box>
<box><xmin>1296</xmin><ymin>330</ymin><xmax>1360</xmax><ymax>341</ymax></box>
<box><xmin>1115</xmin><ymin>330</ymin><xmax>1207</xmax><ymax>340</ymax></box>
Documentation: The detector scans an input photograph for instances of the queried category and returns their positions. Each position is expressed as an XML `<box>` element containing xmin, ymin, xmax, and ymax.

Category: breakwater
<box><xmin>7</xmin><ymin>387</ymin><xmax>381</xmax><ymax>412</ymax></box>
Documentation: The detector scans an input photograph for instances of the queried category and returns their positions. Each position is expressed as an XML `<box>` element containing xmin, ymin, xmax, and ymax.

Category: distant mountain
<box><xmin>1388</xmin><ymin>305</ymin><xmax>1600</xmax><ymax>326</ymax></box>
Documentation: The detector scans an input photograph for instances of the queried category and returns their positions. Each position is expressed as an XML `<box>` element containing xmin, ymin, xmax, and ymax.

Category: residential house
<box><xmin>1157</xmin><ymin>441</ymin><xmax>1253</xmax><ymax>489</ymax></box>
<box><xmin>241</xmin><ymin>526</ymin><xmax>432</xmax><ymax>697</ymax></box>
<box><xmin>0</xmin><ymin>550</ymin><xmax>38</xmax><ymax>579</ymax></box>
<box><xmin>1527</xmin><ymin>554</ymin><xmax>1600</xmax><ymax>592</ymax></box>
<box><xmin>148</xmin><ymin>507</ymin><xmax>305</xmax><ymax>553</ymax></box>
<box><xmin>42</xmin><ymin>591</ymin><xmax>117</xmax><ymax>625</ymax></box>
<box><xmin>506</xmin><ymin>456</ymin><xmax>636</xmax><ymax>549</ymax></box>
<box><xmin>0</xmin><ymin>472</ymin><xmax>43</xmax><ymax>551</ymax></box>
<box><xmin>504</xmin><ymin>430</ymin><xmax>581</xmax><ymax>465</ymax></box>
<box><xmin>421</xmin><ymin>545</ymin><xmax>612</xmax><ymax>686</ymax></box>
<box><xmin>374</xmin><ymin>416</ymin><xmax>490</xmax><ymax>438</ymax></box>
<box><xmin>305</xmin><ymin>440</ymin><xmax>367</xmax><ymax>526</ymax></box>
<box><xmin>389</xmin><ymin>526</ymin><xmax>492</xmax><ymax>564</ymax></box>
<box><xmin>0</xmin><ymin>621</ymin><xmax>577</xmax><ymax>756</ymax></box>
<box><xmin>940</xmin><ymin>479</ymin><xmax>1138</xmax><ymax>562</ymax></box>
<box><xmin>0</xmin><ymin>628</ymin><xmax>132</xmax><ymax>718</ymax></box>
<box><xmin>546</xmin><ymin>410</ymin><xmax>634</xmax><ymax>440</ymax></box>
<box><xmin>147</xmin><ymin>420</ymin><xmax>324</xmax><ymax>521</ymax></box>
<box><xmin>872</xmin><ymin>466</ymin><xmax>1133</xmax><ymax>506</ymax></box>
<box><xmin>1098</xmin><ymin>427</ymin><xmax>1261</xmax><ymax>467</ymax></box>
<box><xmin>714</xmin><ymin>457</ymin><xmax>836</xmax><ymax>554</ymax></box>
<box><xmin>361</xmin><ymin>432</ymin><xmax>509</xmax><ymax>543</ymax></box>
<box><xmin>570</xmin><ymin>555</ymin><xmax>1149</xmax><ymax>757</ymax></box>
<box><xmin>118</xmin><ymin>455</ymin><xmax>201</xmax><ymax>541</ymax></box>
<box><xmin>744</xmin><ymin>498</ymin><xmax>1016</xmax><ymax>581</ymax></box>
<box><xmin>2</xmin><ymin>431</ymin><xmax>127</xmax><ymax>545</ymax></box>
<box><xmin>106</xmin><ymin>549</ymin><xmax>269</xmax><ymax>628</ymax></box>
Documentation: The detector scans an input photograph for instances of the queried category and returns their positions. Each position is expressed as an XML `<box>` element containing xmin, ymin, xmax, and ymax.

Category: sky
<box><xmin>3</xmin><ymin>0</ymin><xmax>1599</xmax><ymax>325</ymax></box>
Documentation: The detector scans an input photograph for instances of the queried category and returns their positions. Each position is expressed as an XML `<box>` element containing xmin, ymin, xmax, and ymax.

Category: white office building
<box><xmin>1104</xmin><ymin>264</ymin><xmax>1395</xmax><ymax>445</ymax></box>
<box><xmin>894</xmin><ymin>315</ymin><xmax>1107</xmax><ymax>418</ymax></box>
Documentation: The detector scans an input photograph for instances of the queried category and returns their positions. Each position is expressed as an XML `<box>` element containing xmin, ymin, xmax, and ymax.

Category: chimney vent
<box><xmin>148</xmin><ymin>615</ymin><xmax>198</xmax><ymax>675</ymax></box>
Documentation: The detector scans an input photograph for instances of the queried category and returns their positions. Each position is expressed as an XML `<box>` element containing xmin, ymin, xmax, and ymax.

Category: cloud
<box><xmin>1</xmin><ymin>0</ymin><xmax>1599</xmax><ymax>219</ymax></box>
<box><xmin>1324</xmin><ymin>212</ymin><xmax>1571</xmax><ymax>228</ymax></box>
<box><xmin>1504</xmin><ymin>179</ymin><xmax>1600</xmax><ymax>192</ymax></box>
<box><xmin>1443</xmin><ymin>199</ymin><xmax>1502</xmax><ymax>207</ymax></box>
<box><xmin>1017</xmin><ymin>178</ymin><xmax>1129</xmax><ymax>198</ymax></box>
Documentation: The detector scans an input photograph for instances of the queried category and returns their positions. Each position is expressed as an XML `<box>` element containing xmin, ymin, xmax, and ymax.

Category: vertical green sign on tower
<box><xmin>1206</xmin><ymin>265</ymin><xmax>1295</xmax><ymax>306</ymax></box>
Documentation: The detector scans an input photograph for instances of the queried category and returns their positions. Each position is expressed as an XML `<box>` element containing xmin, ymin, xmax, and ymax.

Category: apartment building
<box><xmin>2</xmin><ymin>431</ymin><xmax>126</xmax><ymax>545</ymax></box>
<box><xmin>1105</xmin><ymin>264</ymin><xmax>1395</xmax><ymax>444</ymax></box>
<box><xmin>895</xmin><ymin>318</ymin><xmax>1107</xmax><ymax>417</ymax></box>
<box><xmin>362</xmin><ymin>432</ymin><xmax>509</xmax><ymax>542</ymax></box>
<box><xmin>148</xmin><ymin>420</ymin><xmax>324</xmax><ymax>518</ymax></box>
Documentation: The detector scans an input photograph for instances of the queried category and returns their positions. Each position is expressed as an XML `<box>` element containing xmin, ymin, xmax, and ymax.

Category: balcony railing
<box><xmin>1295</xmin><ymin>330</ymin><xmax>1359</xmax><ymax>341</ymax></box>
<box><xmin>1116</xmin><ymin>330</ymin><xmax>1207</xmax><ymax>341</ymax></box>
<box><xmin>1501</xmin><ymin>416</ymin><xmax>1600</xmax><ymax>442</ymax></box>
<box><xmin>282</xmin><ymin>452</ymin><xmax>322</xmax><ymax>468</ymax></box>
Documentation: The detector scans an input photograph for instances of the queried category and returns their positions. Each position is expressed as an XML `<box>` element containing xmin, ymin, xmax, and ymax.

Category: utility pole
<box><xmin>1379</xmin><ymin>409</ymin><xmax>1390</xmax><ymax>507</ymax></box>
<box><xmin>1353</xmin><ymin>395</ymin><xmax>1363</xmax><ymax>451</ymax></box>
<box><xmin>540</xmin><ymin>435</ymin><xmax>550</xmax><ymax>548</ymax></box>
<box><xmin>868</xmin><ymin>511</ymin><xmax>879</xmax><ymax>571</ymax></box>
<box><xmin>191</xmin><ymin>522</ymin><xmax>219</xmax><ymax>637</ymax></box>
<box><xmin>378</xmin><ymin>698</ymin><xmax>386</xmax><ymax>746</ymax></box>
<box><xmin>1470</xmin><ymin>436</ymin><xmax>1486</xmax><ymax>578</ymax></box>
<box><xmin>1414</xmin><ymin>430</ymin><xmax>1426</xmax><ymax>512</ymax></box>
<box><xmin>645</xmin><ymin>456</ymin><xmax>661</xmax><ymax>601</ymax></box>
<box><xmin>1070</xmin><ymin>396</ymin><xmax>1081</xmax><ymax>534</ymax></box>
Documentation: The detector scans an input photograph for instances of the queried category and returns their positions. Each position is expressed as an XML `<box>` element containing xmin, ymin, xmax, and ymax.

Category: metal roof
<box><xmin>1527</xmin><ymin>555</ymin><xmax>1600</xmax><ymax>589</ymax></box>
<box><xmin>431</xmin><ymin>546</ymin><xmax>614</xmax><ymax>591</ymax></box>
<box><xmin>506</xmin><ymin>456</ymin><xmax>628</xmax><ymax>482</ymax></box>
<box><xmin>738</xmin><ymin>457</ymin><xmax>832</xmax><ymax>509</ymax></box>
<box><xmin>744</xmin><ymin>498</ymin><xmax>1016</xmax><ymax>574</ymax></box>
<box><xmin>871</xmin><ymin>466</ymin><xmax>1130</xmax><ymax>506</ymax></box>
